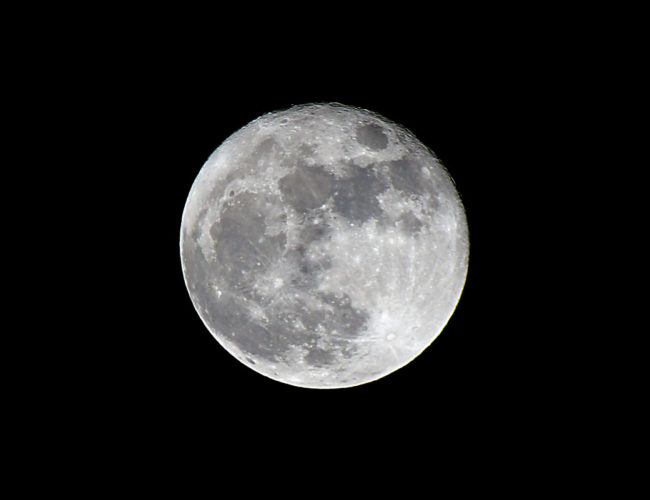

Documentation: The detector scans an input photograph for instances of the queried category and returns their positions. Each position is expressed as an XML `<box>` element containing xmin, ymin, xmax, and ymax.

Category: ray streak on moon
<box><xmin>180</xmin><ymin>103</ymin><xmax>469</xmax><ymax>388</ymax></box>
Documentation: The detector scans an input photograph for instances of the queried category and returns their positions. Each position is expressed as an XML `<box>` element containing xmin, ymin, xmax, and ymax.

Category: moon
<box><xmin>180</xmin><ymin>103</ymin><xmax>469</xmax><ymax>389</ymax></box>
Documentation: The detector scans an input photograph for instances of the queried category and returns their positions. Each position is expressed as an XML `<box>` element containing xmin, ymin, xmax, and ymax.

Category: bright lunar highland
<box><xmin>180</xmin><ymin>103</ymin><xmax>469</xmax><ymax>388</ymax></box>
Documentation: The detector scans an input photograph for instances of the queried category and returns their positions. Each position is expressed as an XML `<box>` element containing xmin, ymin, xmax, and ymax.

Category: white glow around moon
<box><xmin>180</xmin><ymin>103</ymin><xmax>469</xmax><ymax>388</ymax></box>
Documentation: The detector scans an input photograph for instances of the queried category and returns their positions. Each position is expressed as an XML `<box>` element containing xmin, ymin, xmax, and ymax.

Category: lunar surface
<box><xmin>180</xmin><ymin>103</ymin><xmax>469</xmax><ymax>388</ymax></box>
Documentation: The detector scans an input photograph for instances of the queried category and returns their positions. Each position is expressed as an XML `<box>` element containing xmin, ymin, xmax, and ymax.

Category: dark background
<box><xmin>11</xmin><ymin>5</ymin><xmax>612</xmax><ymax>487</ymax></box>
<box><xmin>66</xmin><ymin>20</ymin><xmax>567</xmax><ymax>461</ymax></box>
<box><xmin>0</xmin><ymin>0</ymin><xmax>617</xmax><ymax>489</ymax></box>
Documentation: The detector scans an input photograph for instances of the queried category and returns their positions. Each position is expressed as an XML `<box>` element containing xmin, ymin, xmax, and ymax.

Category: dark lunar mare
<box><xmin>355</xmin><ymin>123</ymin><xmax>389</xmax><ymax>151</ymax></box>
<box><xmin>386</xmin><ymin>158</ymin><xmax>429</xmax><ymax>196</ymax></box>
<box><xmin>332</xmin><ymin>164</ymin><xmax>388</xmax><ymax>223</ymax></box>
<box><xmin>278</xmin><ymin>165</ymin><xmax>334</xmax><ymax>214</ymax></box>
<box><xmin>210</xmin><ymin>193</ymin><xmax>286</xmax><ymax>291</ymax></box>
<box><xmin>184</xmin><ymin>185</ymin><xmax>371</xmax><ymax>366</ymax></box>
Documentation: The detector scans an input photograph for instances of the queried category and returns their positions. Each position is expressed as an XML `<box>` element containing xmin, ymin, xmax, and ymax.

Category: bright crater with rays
<box><xmin>180</xmin><ymin>103</ymin><xmax>469</xmax><ymax>388</ymax></box>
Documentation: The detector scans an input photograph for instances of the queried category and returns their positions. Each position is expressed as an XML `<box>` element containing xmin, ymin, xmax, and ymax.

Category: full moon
<box><xmin>180</xmin><ymin>103</ymin><xmax>469</xmax><ymax>388</ymax></box>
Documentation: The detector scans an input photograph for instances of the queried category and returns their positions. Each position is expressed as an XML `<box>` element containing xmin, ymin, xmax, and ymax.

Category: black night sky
<box><xmin>66</xmin><ymin>20</ymin><xmax>568</xmax><ymax>461</ymax></box>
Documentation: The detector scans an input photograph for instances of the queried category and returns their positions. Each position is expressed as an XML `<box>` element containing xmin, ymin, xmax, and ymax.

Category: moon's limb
<box><xmin>180</xmin><ymin>103</ymin><xmax>469</xmax><ymax>388</ymax></box>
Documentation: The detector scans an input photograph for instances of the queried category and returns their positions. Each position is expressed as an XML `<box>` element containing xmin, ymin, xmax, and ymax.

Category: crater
<box><xmin>356</xmin><ymin>124</ymin><xmax>388</xmax><ymax>150</ymax></box>
<box><xmin>298</xmin><ymin>211</ymin><xmax>331</xmax><ymax>244</ymax></box>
